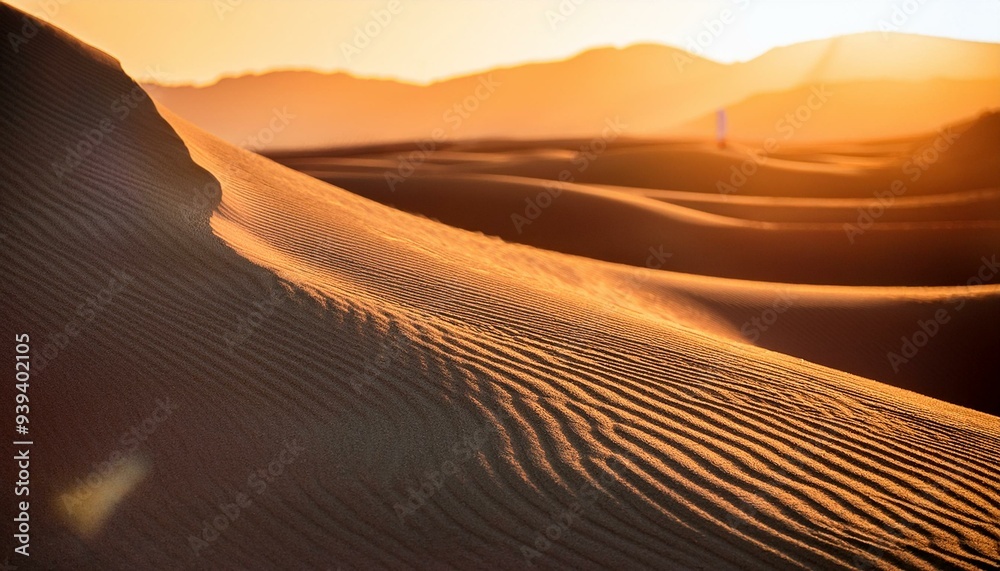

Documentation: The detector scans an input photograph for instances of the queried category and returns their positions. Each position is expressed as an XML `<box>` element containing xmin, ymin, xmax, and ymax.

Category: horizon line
<box><xmin>137</xmin><ymin>30</ymin><xmax>1000</xmax><ymax>89</ymax></box>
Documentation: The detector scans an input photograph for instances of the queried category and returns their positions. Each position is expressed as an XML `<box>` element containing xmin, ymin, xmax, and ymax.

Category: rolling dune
<box><xmin>2</xmin><ymin>5</ymin><xmax>1000</xmax><ymax>571</ymax></box>
<box><xmin>271</xmin><ymin>125</ymin><xmax>1000</xmax><ymax>416</ymax></box>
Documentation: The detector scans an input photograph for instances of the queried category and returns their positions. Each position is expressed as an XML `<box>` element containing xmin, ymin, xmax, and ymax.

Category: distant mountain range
<box><xmin>145</xmin><ymin>33</ymin><xmax>1000</xmax><ymax>150</ymax></box>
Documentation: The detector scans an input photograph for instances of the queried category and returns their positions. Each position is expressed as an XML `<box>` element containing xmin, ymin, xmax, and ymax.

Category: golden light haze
<box><xmin>3</xmin><ymin>3</ymin><xmax>1000</xmax><ymax>568</ymax></box>
<box><xmin>7</xmin><ymin>0</ymin><xmax>1000</xmax><ymax>85</ymax></box>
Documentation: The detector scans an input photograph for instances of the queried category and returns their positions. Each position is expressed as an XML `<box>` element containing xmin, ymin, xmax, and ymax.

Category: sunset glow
<box><xmin>7</xmin><ymin>0</ymin><xmax>1000</xmax><ymax>85</ymax></box>
<box><xmin>3</xmin><ymin>1</ymin><xmax>999</xmax><ymax>568</ymax></box>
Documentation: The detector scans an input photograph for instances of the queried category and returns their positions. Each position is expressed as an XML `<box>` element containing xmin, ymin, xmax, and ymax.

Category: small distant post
<box><xmin>716</xmin><ymin>108</ymin><xmax>727</xmax><ymax>149</ymax></box>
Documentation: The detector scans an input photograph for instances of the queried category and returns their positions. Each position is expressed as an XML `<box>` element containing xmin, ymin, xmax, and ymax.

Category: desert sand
<box><xmin>2</xmin><ymin>4</ymin><xmax>999</xmax><ymax>570</ymax></box>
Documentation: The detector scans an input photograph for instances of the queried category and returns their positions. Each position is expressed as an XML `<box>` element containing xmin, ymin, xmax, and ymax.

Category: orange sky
<box><xmin>8</xmin><ymin>0</ymin><xmax>1000</xmax><ymax>85</ymax></box>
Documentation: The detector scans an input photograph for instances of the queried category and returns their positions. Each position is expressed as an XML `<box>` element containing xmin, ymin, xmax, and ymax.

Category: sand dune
<box><xmin>272</xmin><ymin>115</ymin><xmax>1000</xmax><ymax>288</ymax></box>
<box><xmin>2</xmin><ymin>5</ymin><xmax>1000</xmax><ymax>570</ymax></box>
<box><xmin>270</xmin><ymin>122</ymin><xmax>1000</xmax><ymax>416</ymax></box>
<box><xmin>144</xmin><ymin>34</ymin><xmax>1000</xmax><ymax>151</ymax></box>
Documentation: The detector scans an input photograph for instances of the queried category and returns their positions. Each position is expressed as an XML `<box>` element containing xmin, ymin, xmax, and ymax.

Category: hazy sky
<box><xmin>9</xmin><ymin>0</ymin><xmax>1000</xmax><ymax>85</ymax></box>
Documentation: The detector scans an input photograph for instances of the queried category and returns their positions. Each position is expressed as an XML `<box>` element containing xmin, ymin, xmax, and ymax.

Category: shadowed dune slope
<box><xmin>2</xmin><ymin>5</ymin><xmax>1000</xmax><ymax>570</ymax></box>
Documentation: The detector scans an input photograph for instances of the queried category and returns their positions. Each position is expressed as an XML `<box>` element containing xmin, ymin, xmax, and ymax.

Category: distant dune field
<box><xmin>269</xmin><ymin>114</ymin><xmax>1000</xmax><ymax>416</ymax></box>
<box><xmin>2</xmin><ymin>4</ymin><xmax>999</xmax><ymax>570</ymax></box>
